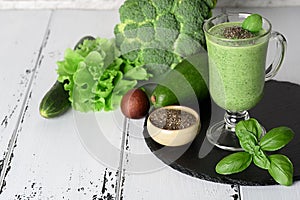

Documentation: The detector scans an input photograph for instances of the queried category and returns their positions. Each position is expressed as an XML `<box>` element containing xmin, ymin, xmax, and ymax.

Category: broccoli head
<box><xmin>114</xmin><ymin>0</ymin><xmax>217</xmax><ymax>74</ymax></box>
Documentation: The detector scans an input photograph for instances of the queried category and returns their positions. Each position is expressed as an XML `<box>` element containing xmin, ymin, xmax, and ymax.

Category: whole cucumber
<box><xmin>151</xmin><ymin>53</ymin><xmax>209</xmax><ymax>108</ymax></box>
<box><xmin>39</xmin><ymin>81</ymin><xmax>71</xmax><ymax>118</ymax></box>
<box><xmin>39</xmin><ymin>36</ymin><xmax>95</xmax><ymax>118</ymax></box>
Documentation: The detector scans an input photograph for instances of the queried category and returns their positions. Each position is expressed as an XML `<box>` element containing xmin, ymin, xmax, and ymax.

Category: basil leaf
<box><xmin>235</xmin><ymin>118</ymin><xmax>262</xmax><ymax>153</ymax></box>
<box><xmin>260</xmin><ymin>127</ymin><xmax>294</xmax><ymax>151</ymax></box>
<box><xmin>253</xmin><ymin>146</ymin><xmax>270</xmax><ymax>170</ymax></box>
<box><xmin>242</xmin><ymin>14</ymin><xmax>263</xmax><ymax>33</ymax></box>
<box><xmin>236</xmin><ymin>118</ymin><xmax>263</xmax><ymax>140</ymax></box>
<box><xmin>268</xmin><ymin>154</ymin><xmax>293</xmax><ymax>186</ymax></box>
<box><xmin>216</xmin><ymin>152</ymin><xmax>252</xmax><ymax>175</ymax></box>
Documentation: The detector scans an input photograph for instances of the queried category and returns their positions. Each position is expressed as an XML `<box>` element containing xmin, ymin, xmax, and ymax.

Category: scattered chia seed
<box><xmin>223</xmin><ymin>26</ymin><xmax>255</xmax><ymax>39</ymax></box>
<box><xmin>149</xmin><ymin>109</ymin><xmax>196</xmax><ymax>130</ymax></box>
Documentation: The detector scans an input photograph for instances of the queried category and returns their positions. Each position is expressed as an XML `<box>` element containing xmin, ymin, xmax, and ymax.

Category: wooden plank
<box><xmin>241</xmin><ymin>181</ymin><xmax>300</xmax><ymax>200</ymax></box>
<box><xmin>0</xmin><ymin>9</ymin><xmax>51</xmax><ymax>181</ymax></box>
<box><xmin>224</xmin><ymin>7</ymin><xmax>300</xmax><ymax>200</ymax></box>
<box><xmin>0</xmin><ymin>10</ymin><xmax>124</xmax><ymax>199</ymax></box>
<box><xmin>119</xmin><ymin>119</ymin><xmax>238</xmax><ymax>200</ymax></box>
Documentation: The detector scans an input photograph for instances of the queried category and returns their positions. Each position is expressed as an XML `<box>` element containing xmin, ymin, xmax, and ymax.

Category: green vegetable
<box><xmin>216</xmin><ymin>118</ymin><xmax>295</xmax><ymax>186</ymax></box>
<box><xmin>268</xmin><ymin>154</ymin><xmax>294</xmax><ymax>186</ymax></box>
<box><xmin>252</xmin><ymin>147</ymin><xmax>270</xmax><ymax>170</ymax></box>
<box><xmin>260</xmin><ymin>127</ymin><xmax>294</xmax><ymax>151</ymax></box>
<box><xmin>39</xmin><ymin>81</ymin><xmax>71</xmax><ymax>118</ymax></box>
<box><xmin>57</xmin><ymin>37</ymin><xmax>151</xmax><ymax>112</ymax></box>
<box><xmin>114</xmin><ymin>0</ymin><xmax>217</xmax><ymax>75</ymax></box>
<box><xmin>235</xmin><ymin>119</ymin><xmax>260</xmax><ymax>153</ymax></box>
<box><xmin>150</xmin><ymin>53</ymin><xmax>209</xmax><ymax>108</ymax></box>
<box><xmin>216</xmin><ymin>152</ymin><xmax>252</xmax><ymax>175</ymax></box>
<box><xmin>242</xmin><ymin>13</ymin><xmax>263</xmax><ymax>33</ymax></box>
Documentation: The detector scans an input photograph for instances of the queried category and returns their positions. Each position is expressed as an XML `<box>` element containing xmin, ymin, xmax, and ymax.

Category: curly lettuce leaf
<box><xmin>57</xmin><ymin>37</ymin><xmax>150</xmax><ymax>112</ymax></box>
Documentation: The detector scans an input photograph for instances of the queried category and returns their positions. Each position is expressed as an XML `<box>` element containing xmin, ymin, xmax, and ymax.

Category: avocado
<box><xmin>150</xmin><ymin>53</ymin><xmax>209</xmax><ymax>108</ymax></box>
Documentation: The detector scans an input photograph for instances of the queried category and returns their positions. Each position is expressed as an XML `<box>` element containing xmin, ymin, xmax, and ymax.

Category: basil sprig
<box><xmin>216</xmin><ymin>118</ymin><xmax>294</xmax><ymax>186</ymax></box>
<box><xmin>242</xmin><ymin>14</ymin><xmax>263</xmax><ymax>33</ymax></box>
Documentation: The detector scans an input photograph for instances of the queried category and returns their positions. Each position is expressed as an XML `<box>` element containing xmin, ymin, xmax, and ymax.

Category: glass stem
<box><xmin>224</xmin><ymin>110</ymin><xmax>250</xmax><ymax>132</ymax></box>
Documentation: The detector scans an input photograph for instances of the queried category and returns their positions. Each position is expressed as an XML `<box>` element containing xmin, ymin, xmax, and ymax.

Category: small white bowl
<box><xmin>147</xmin><ymin>105</ymin><xmax>201</xmax><ymax>146</ymax></box>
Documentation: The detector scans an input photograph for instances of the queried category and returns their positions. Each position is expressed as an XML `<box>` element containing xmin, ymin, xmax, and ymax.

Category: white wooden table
<box><xmin>0</xmin><ymin>7</ymin><xmax>299</xmax><ymax>200</ymax></box>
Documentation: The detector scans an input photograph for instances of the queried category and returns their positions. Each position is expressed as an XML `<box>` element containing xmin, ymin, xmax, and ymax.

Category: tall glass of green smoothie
<box><xmin>203</xmin><ymin>13</ymin><xmax>286</xmax><ymax>151</ymax></box>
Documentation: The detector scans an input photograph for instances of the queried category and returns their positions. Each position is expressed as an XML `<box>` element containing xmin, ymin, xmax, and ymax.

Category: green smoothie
<box><xmin>206</xmin><ymin>22</ymin><xmax>269</xmax><ymax>111</ymax></box>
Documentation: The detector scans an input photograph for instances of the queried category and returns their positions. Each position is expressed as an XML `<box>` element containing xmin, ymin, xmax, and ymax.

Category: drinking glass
<box><xmin>203</xmin><ymin>13</ymin><xmax>287</xmax><ymax>151</ymax></box>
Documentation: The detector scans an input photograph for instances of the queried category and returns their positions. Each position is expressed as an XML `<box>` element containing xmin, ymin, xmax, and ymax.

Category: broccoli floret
<box><xmin>152</xmin><ymin>0</ymin><xmax>175</xmax><ymax>13</ymax></box>
<box><xmin>120</xmin><ymin>39</ymin><xmax>141</xmax><ymax>62</ymax></box>
<box><xmin>174</xmin><ymin>34</ymin><xmax>203</xmax><ymax>57</ymax></box>
<box><xmin>174</xmin><ymin>0</ymin><xmax>209</xmax><ymax>23</ymax></box>
<box><xmin>156</xmin><ymin>28</ymin><xmax>179</xmax><ymax>50</ymax></box>
<box><xmin>155</xmin><ymin>13</ymin><xmax>179</xmax><ymax>30</ymax></box>
<box><xmin>123</xmin><ymin>23</ymin><xmax>138</xmax><ymax>38</ymax></box>
<box><xmin>143</xmin><ymin>48</ymin><xmax>174</xmax><ymax>66</ymax></box>
<box><xmin>137</xmin><ymin>22</ymin><xmax>155</xmax><ymax>42</ymax></box>
<box><xmin>155</xmin><ymin>13</ymin><xmax>179</xmax><ymax>50</ymax></box>
<box><xmin>180</xmin><ymin>16</ymin><xmax>204</xmax><ymax>43</ymax></box>
<box><xmin>115</xmin><ymin>0</ymin><xmax>217</xmax><ymax>73</ymax></box>
<box><xmin>139</xmin><ymin>0</ymin><xmax>157</xmax><ymax>20</ymax></box>
<box><xmin>123</xmin><ymin>50</ymin><xmax>141</xmax><ymax>62</ymax></box>
<box><xmin>119</xmin><ymin>0</ymin><xmax>145</xmax><ymax>23</ymax></box>
<box><xmin>142</xmin><ymin>48</ymin><xmax>179</xmax><ymax>75</ymax></box>
<box><xmin>114</xmin><ymin>24</ymin><xmax>125</xmax><ymax>48</ymax></box>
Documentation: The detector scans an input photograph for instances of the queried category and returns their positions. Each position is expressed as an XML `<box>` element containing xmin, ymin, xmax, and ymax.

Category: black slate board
<box><xmin>143</xmin><ymin>80</ymin><xmax>300</xmax><ymax>186</ymax></box>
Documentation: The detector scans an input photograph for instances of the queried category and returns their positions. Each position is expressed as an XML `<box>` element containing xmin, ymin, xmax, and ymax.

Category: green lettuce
<box><xmin>57</xmin><ymin>37</ymin><xmax>151</xmax><ymax>112</ymax></box>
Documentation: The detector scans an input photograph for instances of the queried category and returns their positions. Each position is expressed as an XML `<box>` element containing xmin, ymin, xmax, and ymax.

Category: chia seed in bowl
<box><xmin>146</xmin><ymin>105</ymin><xmax>201</xmax><ymax>146</ymax></box>
<box><xmin>149</xmin><ymin>108</ymin><xmax>196</xmax><ymax>130</ymax></box>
